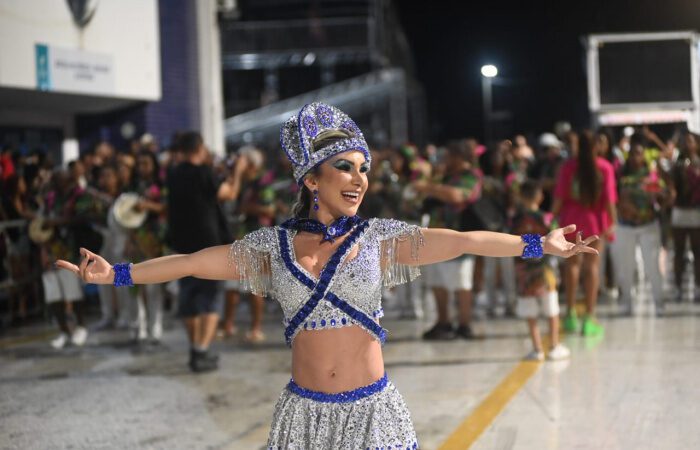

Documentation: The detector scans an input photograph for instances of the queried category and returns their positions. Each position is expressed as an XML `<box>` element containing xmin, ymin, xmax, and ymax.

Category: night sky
<box><xmin>397</xmin><ymin>0</ymin><xmax>700</xmax><ymax>143</ymax></box>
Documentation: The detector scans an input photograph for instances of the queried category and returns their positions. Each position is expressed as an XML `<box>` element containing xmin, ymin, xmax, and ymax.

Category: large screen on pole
<box><xmin>598</xmin><ymin>39</ymin><xmax>693</xmax><ymax>105</ymax></box>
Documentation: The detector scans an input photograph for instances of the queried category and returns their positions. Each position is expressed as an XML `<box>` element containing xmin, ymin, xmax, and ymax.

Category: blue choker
<box><xmin>281</xmin><ymin>215</ymin><xmax>362</xmax><ymax>243</ymax></box>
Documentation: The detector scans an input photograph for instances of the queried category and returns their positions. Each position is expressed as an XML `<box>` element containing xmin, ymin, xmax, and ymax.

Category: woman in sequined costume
<box><xmin>57</xmin><ymin>103</ymin><xmax>598</xmax><ymax>449</ymax></box>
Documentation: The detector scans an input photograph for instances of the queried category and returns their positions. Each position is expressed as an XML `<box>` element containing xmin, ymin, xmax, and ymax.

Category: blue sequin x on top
<box><xmin>228</xmin><ymin>218</ymin><xmax>424</xmax><ymax>346</ymax></box>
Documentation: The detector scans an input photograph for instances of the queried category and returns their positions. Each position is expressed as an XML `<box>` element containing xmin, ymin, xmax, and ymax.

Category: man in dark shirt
<box><xmin>167</xmin><ymin>131</ymin><xmax>243</xmax><ymax>372</ymax></box>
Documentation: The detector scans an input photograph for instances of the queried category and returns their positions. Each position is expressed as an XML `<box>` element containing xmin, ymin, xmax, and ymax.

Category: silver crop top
<box><xmin>227</xmin><ymin>218</ymin><xmax>424</xmax><ymax>346</ymax></box>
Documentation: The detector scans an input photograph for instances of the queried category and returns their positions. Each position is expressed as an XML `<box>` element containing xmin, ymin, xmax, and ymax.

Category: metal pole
<box><xmin>482</xmin><ymin>76</ymin><xmax>492</xmax><ymax>144</ymax></box>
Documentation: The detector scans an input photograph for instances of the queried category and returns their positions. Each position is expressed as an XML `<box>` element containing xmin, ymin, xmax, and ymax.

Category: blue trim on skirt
<box><xmin>287</xmin><ymin>373</ymin><xmax>389</xmax><ymax>403</ymax></box>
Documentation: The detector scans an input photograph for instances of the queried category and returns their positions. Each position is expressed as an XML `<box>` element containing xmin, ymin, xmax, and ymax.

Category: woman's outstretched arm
<box><xmin>399</xmin><ymin>224</ymin><xmax>598</xmax><ymax>266</ymax></box>
<box><xmin>56</xmin><ymin>244</ymin><xmax>236</xmax><ymax>285</ymax></box>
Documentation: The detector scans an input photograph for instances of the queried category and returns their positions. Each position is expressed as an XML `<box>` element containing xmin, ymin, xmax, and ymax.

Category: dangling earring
<box><xmin>312</xmin><ymin>189</ymin><xmax>319</xmax><ymax>211</ymax></box>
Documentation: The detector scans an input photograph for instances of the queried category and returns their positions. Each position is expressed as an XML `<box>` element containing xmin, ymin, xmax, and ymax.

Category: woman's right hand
<box><xmin>55</xmin><ymin>248</ymin><xmax>115</xmax><ymax>284</ymax></box>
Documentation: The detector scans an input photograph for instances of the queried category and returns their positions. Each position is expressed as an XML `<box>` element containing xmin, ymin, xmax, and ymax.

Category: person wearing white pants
<box><xmin>612</xmin><ymin>141</ymin><xmax>669</xmax><ymax>315</ymax></box>
<box><xmin>134</xmin><ymin>284</ymin><xmax>164</xmax><ymax>341</ymax></box>
<box><xmin>481</xmin><ymin>256</ymin><xmax>516</xmax><ymax>316</ymax></box>
<box><xmin>612</xmin><ymin>221</ymin><xmax>664</xmax><ymax>314</ymax></box>
<box><xmin>96</xmin><ymin>284</ymin><xmax>136</xmax><ymax>329</ymax></box>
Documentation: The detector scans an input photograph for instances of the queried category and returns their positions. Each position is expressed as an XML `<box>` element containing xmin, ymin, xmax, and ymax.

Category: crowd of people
<box><xmin>1</xmin><ymin>122</ymin><xmax>699</xmax><ymax>363</ymax></box>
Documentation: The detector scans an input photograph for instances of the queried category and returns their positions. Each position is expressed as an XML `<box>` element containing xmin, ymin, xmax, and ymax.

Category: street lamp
<box><xmin>480</xmin><ymin>64</ymin><xmax>498</xmax><ymax>143</ymax></box>
<box><xmin>481</xmin><ymin>64</ymin><xmax>498</xmax><ymax>78</ymax></box>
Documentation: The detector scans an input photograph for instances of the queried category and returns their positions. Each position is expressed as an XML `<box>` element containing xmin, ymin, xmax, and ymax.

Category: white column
<box><xmin>61</xmin><ymin>113</ymin><xmax>77</xmax><ymax>164</ymax></box>
<box><xmin>195</xmin><ymin>0</ymin><xmax>225</xmax><ymax>157</ymax></box>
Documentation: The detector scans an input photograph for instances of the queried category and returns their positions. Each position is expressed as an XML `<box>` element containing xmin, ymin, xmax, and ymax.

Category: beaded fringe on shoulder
<box><xmin>228</xmin><ymin>240</ymin><xmax>272</xmax><ymax>297</ymax></box>
<box><xmin>380</xmin><ymin>226</ymin><xmax>424</xmax><ymax>289</ymax></box>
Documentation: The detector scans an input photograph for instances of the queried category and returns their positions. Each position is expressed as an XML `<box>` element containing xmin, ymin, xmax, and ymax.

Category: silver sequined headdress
<box><xmin>281</xmin><ymin>102</ymin><xmax>371</xmax><ymax>184</ymax></box>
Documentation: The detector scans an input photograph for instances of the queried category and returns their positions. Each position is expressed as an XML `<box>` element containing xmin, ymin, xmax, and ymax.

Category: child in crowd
<box><xmin>511</xmin><ymin>180</ymin><xmax>570</xmax><ymax>361</ymax></box>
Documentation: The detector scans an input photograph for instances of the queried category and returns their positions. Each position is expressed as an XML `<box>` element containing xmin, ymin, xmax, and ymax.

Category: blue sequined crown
<box><xmin>281</xmin><ymin>103</ymin><xmax>371</xmax><ymax>184</ymax></box>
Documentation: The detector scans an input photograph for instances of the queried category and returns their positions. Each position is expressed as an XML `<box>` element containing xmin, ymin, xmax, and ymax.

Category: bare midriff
<box><xmin>291</xmin><ymin>325</ymin><xmax>384</xmax><ymax>393</ymax></box>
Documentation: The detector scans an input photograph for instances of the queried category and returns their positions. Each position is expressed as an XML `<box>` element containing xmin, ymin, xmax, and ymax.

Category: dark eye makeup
<box><xmin>332</xmin><ymin>160</ymin><xmax>352</xmax><ymax>171</ymax></box>
<box><xmin>332</xmin><ymin>159</ymin><xmax>370</xmax><ymax>173</ymax></box>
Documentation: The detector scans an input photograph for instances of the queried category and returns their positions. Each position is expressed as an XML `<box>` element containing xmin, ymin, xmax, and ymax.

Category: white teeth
<box><xmin>342</xmin><ymin>192</ymin><xmax>359</xmax><ymax>198</ymax></box>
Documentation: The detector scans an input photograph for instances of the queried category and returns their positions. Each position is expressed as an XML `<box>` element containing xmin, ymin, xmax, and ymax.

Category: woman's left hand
<box><xmin>543</xmin><ymin>224</ymin><xmax>599</xmax><ymax>258</ymax></box>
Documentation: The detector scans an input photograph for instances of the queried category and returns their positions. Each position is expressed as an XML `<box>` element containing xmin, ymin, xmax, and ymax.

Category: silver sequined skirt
<box><xmin>267</xmin><ymin>374</ymin><xmax>418</xmax><ymax>449</ymax></box>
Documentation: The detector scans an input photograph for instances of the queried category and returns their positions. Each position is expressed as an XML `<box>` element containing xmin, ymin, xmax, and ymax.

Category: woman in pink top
<box><xmin>552</xmin><ymin>131</ymin><xmax>617</xmax><ymax>336</ymax></box>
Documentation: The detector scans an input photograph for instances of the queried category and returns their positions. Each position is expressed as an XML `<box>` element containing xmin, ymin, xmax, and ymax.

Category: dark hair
<box><xmin>577</xmin><ymin>130</ymin><xmax>601</xmax><ymax>207</ymax></box>
<box><xmin>168</xmin><ymin>131</ymin><xmax>184</xmax><ymax>152</ymax></box>
<box><xmin>622</xmin><ymin>136</ymin><xmax>646</xmax><ymax>176</ymax></box>
<box><xmin>178</xmin><ymin>131</ymin><xmax>203</xmax><ymax>155</ymax></box>
<box><xmin>519</xmin><ymin>179</ymin><xmax>541</xmax><ymax>202</ymax></box>
<box><xmin>596</xmin><ymin>128</ymin><xmax>616</xmax><ymax>164</ymax></box>
<box><xmin>135</xmin><ymin>149</ymin><xmax>161</xmax><ymax>187</ymax></box>
<box><xmin>446</xmin><ymin>139</ymin><xmax>466</xmax><ymax>158</ymax></box>
<box><xmin>480</xmin><ymin>144</ymin><xmax>512</xmax><ymax>178</ymax></box>
<box><xmin>629</xmin><ymin>132</ymin><xmax>647</xmax><ymax>149</ymax></box>
<box><xmin>79</xmin><ymin>148</ymin><xmax>94</xmax><ymax>161</ymax></box>
<box><xmin>97</xmin><ymin>163</ymin><xmax>121</xmax><ymax>189</ymax></box>
<box><xmin>290</xmin><ymin>129</ymin><xmax>353</xmax><ymax>218</ymax></box>
<box><xmin>98</xmin><ymin>163</ymin><xmax>118</xmax><ymax>176</ymax></box>
<box><xmin>679</xmin><ymin>131</ymin><xmax>699</xmax><ymax>160</ymax></box>
<box><xmin>290</xmin><ymin>170</ymin><xmax>317</xmax><ymax>218</ymax></box>
<box><xmin>3</xmin><ymin>174</ymin><xmax>22</xmax><ymax>199</ymax></box>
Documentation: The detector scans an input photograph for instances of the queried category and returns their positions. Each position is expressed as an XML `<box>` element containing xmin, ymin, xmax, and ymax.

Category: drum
<box><xmin>28</xmin><ymin>217</ymin><xmax>54</xmax><ymax>244</ymax></box>
<box><xmin>112</xmin><ymin>193</ymin><xmax>147</xmax><ymax>229</ymax></box>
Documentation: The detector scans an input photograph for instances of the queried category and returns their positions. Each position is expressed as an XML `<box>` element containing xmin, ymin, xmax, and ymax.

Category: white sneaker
<box><xmin>133</xmin><ymin>326</ymin><xmax>148</xmax><ymax>341</ymax></box>
<box><xmin>524</xmin><ymin>350</ymin><xmax>544</xmax><ymax>361</ymax></box>
<box><xmin>71</xmin><ymin>327</ymin><xmax>88</xmax><ymax>346</ymax></box>
<box><xmin>151</xmin><ymin>322</ymin><xmax>163</xmax><ymax>341</ymax></box>
<box><xmin>51</xmin><ymin>333</ymin><xmax>70</xmax><ymax>349</ymax></box>
<box><xmin>475</xmin><ymin>291</ymin><xmax>489</xmax><ymax>308</ymax></box>
<box><xmin>547</xmin><ymin>344</ymin><xmax>571</xmax><ymax>361</ymax></box>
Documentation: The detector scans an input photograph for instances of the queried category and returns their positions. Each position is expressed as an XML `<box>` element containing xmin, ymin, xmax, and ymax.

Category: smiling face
<box><xmin>302</xmin><ymin>150</ymin><xmax>369</xmax><ymax>220</ymax></box>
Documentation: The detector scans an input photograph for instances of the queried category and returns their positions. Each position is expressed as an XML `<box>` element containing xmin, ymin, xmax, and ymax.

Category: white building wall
<box><xmin>0</xmin><ymin>0</ymin><xmax>161</xmax><ymax>100</ymax></box>
<box><xmin>195</xmin><ymin>0</ymin><xmax>225</xmax><ymax>156</ymax></box>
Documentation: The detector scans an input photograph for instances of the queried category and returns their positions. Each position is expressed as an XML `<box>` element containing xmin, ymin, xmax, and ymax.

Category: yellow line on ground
<box><xmin>439</xmin><ymin>335</ymin><xmax>552</xmax><ymax>450</ymax></box>
<box><xmin>0</xmin><ymin>331</ymin><xmax>56</xmax><ymax>350</ymax></box>
<box><xmin>438</xmin><ymin>360</ymin><xmax>542</xmax><ymax>450</ymax></box>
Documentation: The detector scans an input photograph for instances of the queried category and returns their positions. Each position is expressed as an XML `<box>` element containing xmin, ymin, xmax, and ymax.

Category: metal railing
<box><xmin>224</xmin><ymin>68</ymin><xmax>407</xmax><ymax>147</ymax></box>
<box><xmin>221</xmin><ymin>17</ymin><xmax>371</xmax><ymax>54</ymax></box>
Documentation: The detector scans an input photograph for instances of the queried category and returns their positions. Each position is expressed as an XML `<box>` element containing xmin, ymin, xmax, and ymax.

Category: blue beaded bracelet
<box><xmin>113</xmin><ymin>263</ymin><xmax>134</xmax><ymax>287</ymax></box>
<box><xmin>521</xmin><ymin>234</ymin><xmax>544</xmax><ymax>259</ymax></box>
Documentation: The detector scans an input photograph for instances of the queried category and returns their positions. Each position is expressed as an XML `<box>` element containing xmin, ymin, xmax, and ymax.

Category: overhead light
<box><xmin>303</xmin><ymin>52</ymin><xmax>316</xmax><ymax>65</ymax></box>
